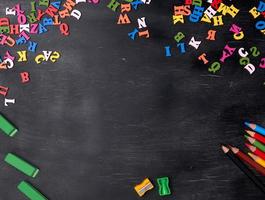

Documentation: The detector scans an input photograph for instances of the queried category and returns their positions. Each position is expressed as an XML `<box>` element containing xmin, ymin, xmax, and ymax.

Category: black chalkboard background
<box><xmin>0</xmin><ymin>0</ymin><xmax>265</xmax><ymax>199</ymax></box>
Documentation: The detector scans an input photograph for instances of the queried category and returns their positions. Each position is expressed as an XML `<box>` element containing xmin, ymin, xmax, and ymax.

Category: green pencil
<box><xmin>245</xmin><ymin>135</ymin><xmax>265</xmax><ymax>152</ymax></box>
<box><xmin>18</xmin><ymin>181</ymin><xmax>48</xmax><ymax>200</ymax></box>
<box><xmin>4</xmin><ymin>153</ymin><xmax>39</xmax><ymax>178</ymax></box>
<box><xmin>0</xmin><ymin>114</ymin><xmax>18</xmax><ymax>137</ymax></box>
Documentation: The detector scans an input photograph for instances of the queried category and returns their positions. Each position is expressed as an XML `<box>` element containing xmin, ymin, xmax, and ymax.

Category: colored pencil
<box><xmin>246</xmin><ymin>143</ymin><xmax>265</xmax><ymax>160</ymax></box>
<box><xmin>246</xmin><ymin>130</ymin><xmax>265</xmax><ymax>144</ymax></box>
<box><xmin>222</xmin><ymin>145</ymin><xmax>265</xmax><ymax>193</ymax></box>
<box><xmin>249</xmin><ymin>153</ymin><xmax>265</xmax><ymax>168</ymax></box>
<box><xmin>245</xmin><ymin>122</ymin><xmax>265</xmax><ymax>136</ymax></box>
<box><xmin>230</xmin><ymin>146</ymin><xmax>265</xmax><ymax>176</ymax></box>
<box><xmin>245</xmin><ymin>135</ymin><xmax>265</xmax><ymax>152</ymax></box>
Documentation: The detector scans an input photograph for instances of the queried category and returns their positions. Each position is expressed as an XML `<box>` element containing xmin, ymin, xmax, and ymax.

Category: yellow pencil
<box><xmin>248</xmin><ymin>153</ymin><xmax>265</xmax><ymax>168</ymax></box>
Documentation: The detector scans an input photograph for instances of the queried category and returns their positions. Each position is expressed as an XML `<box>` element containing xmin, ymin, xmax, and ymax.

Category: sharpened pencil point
<box><xmin>245</xmin><ymin>122</ymin><xmax>250</xmax><ymax>126</ymax></box>
<box><xmin>245</xmin><ymin>142</ymin><xmax>251</xmax><ymax>148</ymax></box>
<box><xmin>245</xmin><ymin>135</ymin><xmax>255</xmax><ymax>144</ymax></box>
<box><xmin>221</xmin><ymin>145</ymin><xmax>229</xmax><ymax>153</ymax></box>
<box><xmin>248</xmin><ymin>152</ymin><xmax>260</xmax><ymax>161</ymax></box>
<box><xmin>245</xmin><ymin>130</ymin><xmax>255</xmax><ymax>137</ymax></box>
<box><xmin>229</xmin><ymin>146</ymin><xmax>239</xmax><ymax>154</ymax></box>
<box><xmin>245</xmin><ymin>143</ymin><xmax>256</xmax><ymax>152</ymax></box>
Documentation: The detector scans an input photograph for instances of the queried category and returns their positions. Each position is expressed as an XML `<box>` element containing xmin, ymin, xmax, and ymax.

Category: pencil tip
<box><xmin>246</xmin><ymin>143</ymin><xmax>256</xmax><ymax>152</ymax></box>
<box><xmin>229</xmin><ymin>145</ymin><xmax>239</xmax><ymax>153</ymax></box>
<box><xmin>248</xmin><ymin>152</ymin><xmax>255</xmax><ymax>159</ymax></box>
<box><xmin>249</xmin><ymin>153</ymin><xmax>258</xmax><ymax>160</ymax></box>
<box><xmin>245</xmin><ymin>142</ymin><xmax>251</xmax><ymax>148</ymax></box>
<box><xmin>245</xmin><ymin>130</ymin><xmax>255</xmax><ymax>137</ymax></box>
<box><xmin>221</xmin><ymin>145</ymin><xmax>229</xmax><ymax>153</ymax></box>
<box><xmin>245</xmin><ymin>135</ymin><xmax>255</xmax><ymax>144</ymax></box>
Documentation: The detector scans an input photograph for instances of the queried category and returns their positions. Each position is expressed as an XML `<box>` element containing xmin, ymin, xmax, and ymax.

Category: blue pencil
<box><xmin>245</xmin><ymin>122</ymin><xmax>265</xmax><ymax>136</ymax></box>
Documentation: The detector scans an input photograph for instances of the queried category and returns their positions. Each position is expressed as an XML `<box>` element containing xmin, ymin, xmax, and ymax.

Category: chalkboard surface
<box><xmin>0</xmin><ymin>0</ymin><xmax>265</xmax><ymax>200</ymax></box>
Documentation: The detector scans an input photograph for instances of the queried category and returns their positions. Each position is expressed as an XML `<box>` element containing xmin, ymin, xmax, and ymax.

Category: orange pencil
<box><xmin>248</xmin><ymin>153</ymin><xmax>265</xmax><ymax>168</ymax></box>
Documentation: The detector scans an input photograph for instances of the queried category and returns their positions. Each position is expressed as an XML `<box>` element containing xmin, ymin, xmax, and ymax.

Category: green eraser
<box><xmin>18</xmin><ymin>181</ymin><xmax>48</xmax><ymax>200</ymax></box>
<box><xmin>4</xmin><ymin>153</ymin><xmax>39</xmax><ymax>178</ymax></box>
<box><xmin>0</xmin><ymin>114</ymin><xmax>18</xmax><ymax>137</ymax></box>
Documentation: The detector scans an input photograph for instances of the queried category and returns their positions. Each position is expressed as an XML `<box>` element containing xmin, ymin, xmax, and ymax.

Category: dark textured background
<box><xmin>0</xmin><ymin>0</ymin><xmax>265</xmax><ymax>199</ymax></box>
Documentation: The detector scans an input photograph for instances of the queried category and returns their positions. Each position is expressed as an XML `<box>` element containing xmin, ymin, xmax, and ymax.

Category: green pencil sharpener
<box><xmin>157</xmin><ymin>176</ymin><xmax>171</xmax><ymax>196</ymax></box>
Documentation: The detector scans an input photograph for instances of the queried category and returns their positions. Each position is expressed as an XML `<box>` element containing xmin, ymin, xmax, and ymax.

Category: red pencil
<box><xmin>246</xmin><ymin>143</ymin><xmax>265</xmax><ymax>161</ymax></box>
<box><xmin>246</xmin><ymin>130</ymin><xmax>265</xmax><ymax>144</ymax></box>
<box><xmin>230</xmin><ymin>146</ymin><xmax>265</xmax><ymax>176</ymax></box>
